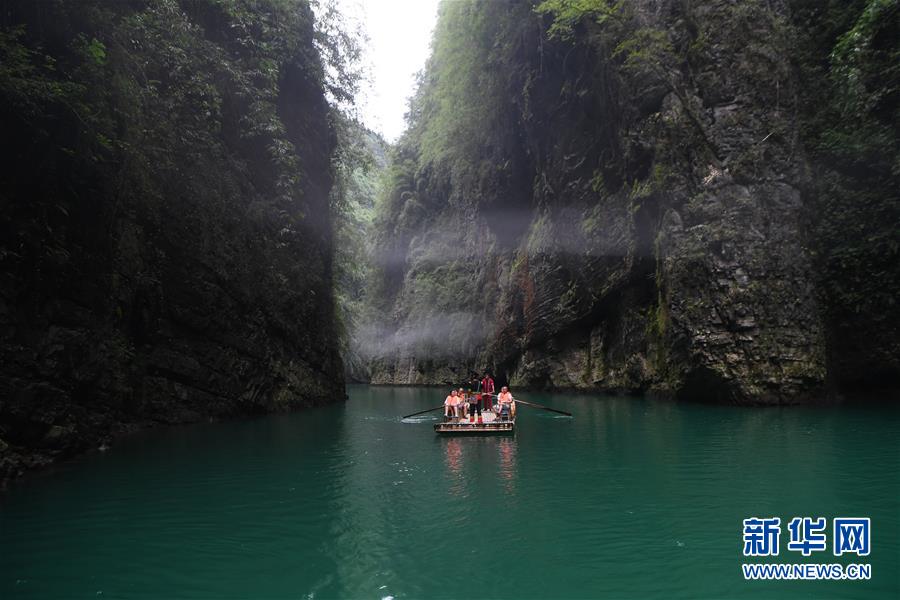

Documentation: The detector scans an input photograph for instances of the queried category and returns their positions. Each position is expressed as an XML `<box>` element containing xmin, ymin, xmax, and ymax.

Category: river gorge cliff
<box><xmin>1</xmin><ymin>0</ymin><xmax>897</xmax><ymax>482</ymax></box>
<box><xmin>361</xmin><ymin>0</ymin><xmax>899</xmax><ymax>403</ymax></box>
<box><xmin>0</xmin><ymin>0</ymin><xmax>345</xmax><ymax>479</ymax></box>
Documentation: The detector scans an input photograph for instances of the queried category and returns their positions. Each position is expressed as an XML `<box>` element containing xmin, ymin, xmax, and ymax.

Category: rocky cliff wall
<box><xmin>0</xmin><ymin>0</ymin><xmax>345</xmax><ymax>480</ymax></box>
<box><xmin>365</xmin><ymin>0</ymin><xmax>895</xmax><ymax>403</ymax></box>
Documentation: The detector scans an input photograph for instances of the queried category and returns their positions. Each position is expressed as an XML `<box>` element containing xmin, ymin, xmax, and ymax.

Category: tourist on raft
<box><xmin>467</xmin><ymin>384</ymin><xmax>483</xmax><ymax>423</ymax></box>
<box><xmin>497</xmin><ymin>386</ymin><xmax>515</xmax><ymax>419</ymax></box>
<box><xmin>444</xmin><ymin>390</ymin><xmax>459</xmax><ymax>421</ymax></box>
<box><xmin>468</xmin><ymin>373</ymin><xmax>481</xmax><ymax>393</ymax></box>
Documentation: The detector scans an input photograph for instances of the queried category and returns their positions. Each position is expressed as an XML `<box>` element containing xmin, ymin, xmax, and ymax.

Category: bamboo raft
<box><xmin>433</xmin><ymin>410</ymin><xmax>515</xmax><ymax>436</ymax></box>
<box><xmin>403</xmin><ymin>394</ymin><xmax>569</xmax><ymax>435</ymax></box>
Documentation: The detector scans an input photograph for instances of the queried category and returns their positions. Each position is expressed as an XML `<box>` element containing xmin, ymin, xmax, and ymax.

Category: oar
<box><xmin>511</xmin><ymin>397</ymin><xmax>572</xmax><ymax>417</ymax></box>
<box><xmin>482</xmin><ymin>392</ymin><xmax>573</xmax><ymax>416</ymax></box>
<box><xmin>402</xmin><ymin>405</ymin><xmax>446</xmax><ymax>419</ymax></box>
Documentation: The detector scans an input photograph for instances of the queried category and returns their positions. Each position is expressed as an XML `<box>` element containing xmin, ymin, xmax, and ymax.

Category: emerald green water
<box><xmin>1</xmin><ymin>386</ymin><xmax>898</xmax><ymax>599</ymax></box>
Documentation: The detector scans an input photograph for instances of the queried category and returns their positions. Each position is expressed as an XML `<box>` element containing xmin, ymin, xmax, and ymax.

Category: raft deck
<box><xmin>434</xmin><ymin>410</ymin><xmax>515</xmax><ymax>435</ymax></box>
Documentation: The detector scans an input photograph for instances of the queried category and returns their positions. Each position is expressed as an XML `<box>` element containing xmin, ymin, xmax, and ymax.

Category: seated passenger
<box><xmin>498</xmin><ymin>402</ymin><xmax>510</xmax><ymax>421</ymax></box>
<box><xmin>498</xmin><ymin>386</ymin><xmax>515</xmax><ymax>419</ymax></box>
<box><xmin>445</xmin><ymin>390</ymin><xmax>458</xmax><ymax>421</ymax></box>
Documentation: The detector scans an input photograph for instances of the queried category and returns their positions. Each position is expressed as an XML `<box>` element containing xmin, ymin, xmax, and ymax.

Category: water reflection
<box><xmin>444</xmin><ymin>438</ymin><xmax>463</xmax><ymax>477</ymax></box>
<box><xmin>497</xmin><ymin>438</ymin><xmax>517</xmax><ymax>496</ymax></box>
<box><xmin>442</xmin><ymin>437</ymin><xmax>468</xmax><ymax>500</ymax></box>
<box><xmin>440</xmin><ymin>436</ymin><xmax>518</xmax><ymax>498</ymax></box>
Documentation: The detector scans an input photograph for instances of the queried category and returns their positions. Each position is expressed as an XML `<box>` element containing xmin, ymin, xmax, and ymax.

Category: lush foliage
<box><xmin>0</xmin><ymin>0</ymin><xmax>346</xmax><ymax>466</ymax></box>
<box><xmin>790</xmin><ymin>0</ymin><xmax>899</xmax><ymax>377</ymax></box>
<box><xmin>332</xmin><ymin>120</ymin><xmax>388</xmax><ymax>376</ymax></box>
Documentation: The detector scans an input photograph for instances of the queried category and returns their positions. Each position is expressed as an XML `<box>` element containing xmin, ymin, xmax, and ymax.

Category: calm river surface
<box><xmin>1</xmin><ymin>385</ymin><xmax>898</xmax><ymax>599</ymax></box>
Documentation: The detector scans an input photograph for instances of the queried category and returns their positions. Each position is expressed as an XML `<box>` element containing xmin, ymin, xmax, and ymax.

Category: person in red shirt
<box><xmin>480</xmin><ymin>372</ymin><xmax>495</xmax><ymax>411</ymax></box>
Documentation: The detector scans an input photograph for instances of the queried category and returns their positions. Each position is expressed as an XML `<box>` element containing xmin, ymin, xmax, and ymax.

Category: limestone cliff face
<box><xmin>0</xmin><ymin>0</ymin><xmax>344</xmax><ymax>479</ymax></box>
<box><xmin>366</xmin><ymin>0</ymin><xmax>849</xmax><ymax>403</ymax></box>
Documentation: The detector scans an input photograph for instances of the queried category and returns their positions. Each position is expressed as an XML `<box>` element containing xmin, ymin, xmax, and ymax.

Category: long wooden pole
<box><xmin>483</xmin><ymin>392</ymin><xmax>573</xmax><ymax>417</ymax></box>
<box><xmin>512</xmin><ymin>397</ymin><xmax>573</xmax><ymax>417</ymax></box>
<box><xmin>402</xmin><ymin>405</ymin><xmax>446</xmax><ymax>419</ymax></box>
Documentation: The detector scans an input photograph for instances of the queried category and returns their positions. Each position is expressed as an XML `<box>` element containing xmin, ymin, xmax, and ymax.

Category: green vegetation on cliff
<box><xmin>790</xmin><ymin>0</ymin><xmax>899</xmax><ymax>388</ymax></box>
<box><xmin>0</xmin><ymin>0</ymin><xmax>349</xmax><ymax>478</ymax></box>
<box><xmin>333</xmin><ymin>120</ymin><xmax>389</xmax><ymax>381</ymax></box>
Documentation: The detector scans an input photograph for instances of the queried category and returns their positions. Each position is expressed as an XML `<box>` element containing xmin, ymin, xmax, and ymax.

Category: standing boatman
<box><xmin>468</xmin><ymin>372</ymin><xmax>481</xmax><ymax>393</ymax></box>
<box><xmin>481</xmin><ymin>372</ymin><xmax>495</xmax><ymax>411</ymax></box>
<box><xmin>468</xmin><ymin>372</ymin><xmax>483</xmax><ymax>417</ymax></box>
<box><xmin>468</xmin><ymin>386</ymin><xmax>483</xmax><ymax>423</ymax></box>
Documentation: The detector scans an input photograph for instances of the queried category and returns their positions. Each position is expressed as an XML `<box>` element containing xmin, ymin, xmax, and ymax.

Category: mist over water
<box><xmin>353</xmin><ymin>311</ymin><xmax>485</xmax><ymax>363</ymax></box>
<box><xmin>358</xmin><ymin>204</ymin><xmax>639</xmax><ymax>365</ymax></box>
<box><xmin>2</xmin><ymin>386</ymin><xmax>897</xmax><ymax>599</ymax></box>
